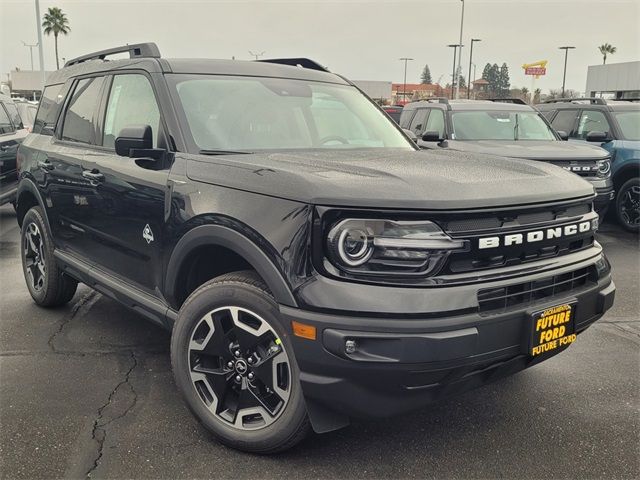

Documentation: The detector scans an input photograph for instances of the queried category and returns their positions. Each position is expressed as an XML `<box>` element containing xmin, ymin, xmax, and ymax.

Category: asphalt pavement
<box><xmin>0</xmin><ymin>203</ymin><xmax>638</xmax><ymax>479</ymax></box>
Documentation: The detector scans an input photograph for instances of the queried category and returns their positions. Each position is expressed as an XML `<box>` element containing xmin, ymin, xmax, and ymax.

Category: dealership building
<box><xmin>585</xmin><ymin>61</ymin><xmax>640</xmax><ymax>99</ymax></box>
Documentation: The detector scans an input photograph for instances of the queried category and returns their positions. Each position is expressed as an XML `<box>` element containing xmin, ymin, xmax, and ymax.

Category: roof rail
<box><xmin>64</xmin><ymin>42</ymin><xmax>161</xmax><ymax>67</ymax></box>
<box><xmin>258</xmin><ymin>58</ymin><xmax>329</xmax><ymax>72</ymax></box>
<box><xmin>542</xmin><ymin>97</ymin><xmax>606</xmax><ymax>105</ymax></box>
<box><xmin>612</xmin><ymin>98</ymin><xmax>640</xmax><ymax>102</ymax></box>
<box><xmin>487</xmin><ymin>98</ymin><xmax>527</xmax><ymax>105</ymax></box>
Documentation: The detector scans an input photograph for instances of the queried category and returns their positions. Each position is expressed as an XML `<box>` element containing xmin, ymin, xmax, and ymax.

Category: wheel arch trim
<box><xmin>16</xmin><ymin>178</ymin><xmax>49</xmax><ymax>228</ymax></box>
<box><xmin>165</xmin><ymin>224</ymin><xmax>298</xmax><ymax>309</ymax></box>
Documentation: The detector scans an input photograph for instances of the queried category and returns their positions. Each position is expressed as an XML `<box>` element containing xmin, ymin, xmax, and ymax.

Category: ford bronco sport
<box><xmin>16</xmin><ymin>43</ymin><xmax>615</xmax><ymax>453</ymax></box>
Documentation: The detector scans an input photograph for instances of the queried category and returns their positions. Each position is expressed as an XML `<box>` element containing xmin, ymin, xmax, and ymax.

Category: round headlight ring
<box><xmin>337</xmin><ymin>228</ymin><xmax>373</xmax><ymax>267</ymax></box>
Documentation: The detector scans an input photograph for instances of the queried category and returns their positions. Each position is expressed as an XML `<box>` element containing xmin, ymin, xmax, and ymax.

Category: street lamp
<box><xmin>559</xmin><ymin>46</ymin><xmax>576</xmax><ymax>97</ymax></box>
<box><xmin>34</xmin><ymin>0</ymin><xmax>45</xmax><ymax>86</ymax></box>
<box><xmin>399</xmin><ymin>57</ymin><xmax>414</xmax><ymax>103</ymax></box>
<box><xmin>447</xmin><ymin>44</ymin><xmax>461</xmax><ymax>100</ymax></box>
<box><xmin>22</xmin><ymin>41</ymin><xmax>39</xmax><ymax>70</ymax></box>
<box><xmin>455</xmin><ymin>0</ymin><xmax>465</xmax><ymax>99</ymax></box>
<box><xmin>467</xmin><ymin>38</ymin><xmax>481</xmax><ymax>99</ymax></box>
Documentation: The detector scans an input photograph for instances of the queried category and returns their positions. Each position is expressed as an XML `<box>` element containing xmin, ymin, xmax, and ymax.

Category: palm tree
<box><xmin>533</xmin><ymin>88</ymin><xmax>542</xmax><ymax>104</ymax></box>
<box><xmin>598</xmin><ymin>43</ymin><xmax>617</xmax><ymax>65</ymax></box>
<box><xmin>520</xmin><ymin>87</ymin><xmax>530</xmax><ymax>103</ymax></box>
<box><xmin>42</xmin><ymin>7</ymin><xmax>71</xmax><ymax>70</ymax></box>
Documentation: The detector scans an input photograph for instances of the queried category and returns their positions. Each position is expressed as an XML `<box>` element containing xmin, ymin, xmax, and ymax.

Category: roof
<box><xmin>471</xmin><ymin>78</ymin><xmax>489</xmax><ymax>85</ymax></box>
<box><xmin>391</xmin><ymin>83</ymin><xmax>441</xmax><ymax>92</ymax></box>
<box><xmin>536</xmin><ymin>98</ymin><xmax>640</xmax><ymax>112</ymax></box>
<box><xmin>404</xmin><ymin>99</ymin><xmax>534</xmax><ymax>112</ymax></box>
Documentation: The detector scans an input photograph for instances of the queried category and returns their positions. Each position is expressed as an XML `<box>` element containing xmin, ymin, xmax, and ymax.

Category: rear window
<box><xmin>3</xmin><ymin>102</ymin><xmax>23</xmax><ymax>130</ymax></box>
<box><xmin>61</xmin><ymin>77</ymin><xmax>105</xmax><ymax>145</ymax></box>
<box><xmin>33</xmin><ymin>84</ymin><xmax>65</xmax><ymax>135</ymax></box>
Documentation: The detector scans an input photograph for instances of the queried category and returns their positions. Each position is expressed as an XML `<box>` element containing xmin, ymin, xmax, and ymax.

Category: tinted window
<box><xmin>0</xmin><ymin>104</ymin><xmax>13</xmax><ymax>134</ymax></box>
<box><xmin>62</xmin><ymin>77</ymin><xmax>105</xmax><ymax>144</ymax></box>
<box><xmin>3</xmin><ymin>102</ymin><xmax>23</xmax><ymax>129</ymax></box>
<box><xmin>576</xmin><ymin>110</ymin><xmax>611</xmax><ymax>139</ymax></box>
<box><xmin>550</xmin><ymin>109</ymin><xmax>578</xmax><ymax>135</ymax></box>
<box><xmin>103</xmin><ymin>74</ymin><xmax>161</xmax><ymax>149</ymax></box>
<box><xmin>614</xmin><ymin>111</ymin><xmax>640</xmax><ymax>141</ymax></box>
<box><xmin>33</xmin><ymin>83</ymin><xmax>64</xmax><ymax>135</ymax></box>
<box><xmin>409</xmin><ymin>109</ymin><xmax>428</xmax><ymax>134</ymax></box>
<box><xmin>398</xmin><ymin>109</ymin><xmax>414</xmax><ymax>129</ymax></box>
<box><xmin>424</xmin><ymin>109</ymin><xmax>445</xmax><ymax>138</ymax></box>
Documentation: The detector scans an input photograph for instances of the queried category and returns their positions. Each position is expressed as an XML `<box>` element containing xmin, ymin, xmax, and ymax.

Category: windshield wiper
<box><xmin>514</xmin><ymin>113</ymin><xmax>520</xmax><ymax>141</ymax></box>
<box><xmin>199</xmin><ymin>149</ymin><xmax>253</xmax><ymax>155</ymax></box>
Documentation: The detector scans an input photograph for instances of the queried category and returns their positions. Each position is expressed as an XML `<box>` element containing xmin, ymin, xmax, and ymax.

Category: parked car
<box><xmin>16</xmin><ymin>43</ymin><xmax>615</xmax><ymax>453</ymax></box>
<box><xmin>14</xmin><ymin>100</ymin><xmax>39</xmax><ymax>132</ymax></box>
<box><xmin>381</xmin><ymin>105</ymin><xmax>403</xmax><ymax>123</ymax></box>
<box><xmin>400</xmin><ymin>98</ymin><xmax>614</xmax><ymax>216</ymax></box>
<box><xmin>536</xmin><ymin>98</ymin><xmax>640</xmax><ymax>232</ymax></box>
<box><xmin>0</xmin><ymin>94</ymin><xmax>28</xmax><ymax>207</ymax></box>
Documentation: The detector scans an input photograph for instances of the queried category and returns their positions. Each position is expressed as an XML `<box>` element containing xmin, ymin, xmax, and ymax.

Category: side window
<box><xmin>576</xmin><ymin>110</ymin><xmax>611</xmax><ymax>139</ymax></box>
<box><xmin>0</xmin><ymin>104</ymin><xmax>15</xmax><ymax>134</ymax></box>
<box><xmin>398</xmin><ymin>110</ymin><xmax>414</xmax><ymax>129</ymax></box>
<box><xmin>33</xmin><ymin>83</ymin><xmax>65</xmax><ymax>135</ymax></box>
<box><xmin>424</xmin><ymin>109</ymin><xmax>445</xmax><ymax>137</ymax></box>
<box><xmin>103</xmin><ymin>74</ymin><xmax>161</xmax><ymax>149</ymax></box>
<box><xmin>62</xmin><ymin>77</ymin><xmax>105</xmax><ymax>144</ymax></box>
<box><xmin>550</xmin><ymin>109</ymin><xmax>578</xmax><ymax>136</ymax></box>
<box><xmin>3</xmin><ymin>102</ymin><xmax>23</xmax><ymax>130</ymax></box>
<box><xmin>540</xmin><ymin>110</ymin><xmax>555</xmax><ymax>121</ymax></box>
<box><xmin>409</xmin><ymin>109</ymin><xmax>428</xmax><ymax>134</ymax></box>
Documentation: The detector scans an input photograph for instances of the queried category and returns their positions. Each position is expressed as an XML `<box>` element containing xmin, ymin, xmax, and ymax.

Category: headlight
<box><xmin>596</xmin><ymin>159</ymin><xmax>611</xmax><ymax>177</ymax></box>
<box><xmin>326</xmin><ymin>219</ymin><xmax>468</xmax><ymax>277</ymax></box>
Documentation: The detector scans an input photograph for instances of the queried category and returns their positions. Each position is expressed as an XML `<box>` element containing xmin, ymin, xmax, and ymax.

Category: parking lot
<box><xmin>0</xmin><ymin>202</ymin><xmax>638</xmax><ymax>479</ymax></box>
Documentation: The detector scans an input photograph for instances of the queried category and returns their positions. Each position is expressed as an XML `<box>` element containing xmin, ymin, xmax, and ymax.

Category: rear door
<box><xmin>0</xmin><ymin>101</ymin><xmax>27</xmax><ymax>205</ymax></box>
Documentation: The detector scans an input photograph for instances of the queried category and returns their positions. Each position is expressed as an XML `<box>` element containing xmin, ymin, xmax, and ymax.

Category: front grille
<box><xmin>549</xmin><ymin>160</ymin><xmax>600</xmax><ymax>178</ymax></box>
<box><xmin>477</xmin><ymin>266</ymin><xmax>596</xmax><ymax>314</ymax></box>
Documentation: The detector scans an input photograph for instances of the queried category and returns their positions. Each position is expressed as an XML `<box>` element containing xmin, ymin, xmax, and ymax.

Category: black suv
<box><xmin>536</xmin><ymin>98</ymin><xmax>640</xmax><ymax>232</ymax></box>
<box><xmin>400</xmin><ymin>98</ymin><xmax>614</xmax><ymax>215</ymax></box>
<box><xmin>1</xmin><ymin>94</ymin><xmax>28</xmax><ymax>207</ymax></box>
<box><xmin>16</xmin><ymin>44</ymin><xmax>615</xmax><ymax>453</ymax></box>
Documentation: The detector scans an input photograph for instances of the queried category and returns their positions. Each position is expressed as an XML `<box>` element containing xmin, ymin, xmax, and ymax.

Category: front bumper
<box><xmin>594</xmin><ymin>186</ymin><xmax>615</xmax><ymax>214</ymax></box>
<box><xmin>282</xmin><ymin>251</ymin><xmax>614</xmax><ymax>421</ymax></box>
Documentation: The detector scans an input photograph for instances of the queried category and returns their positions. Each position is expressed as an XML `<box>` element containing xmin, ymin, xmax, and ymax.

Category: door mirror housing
<box><xmin>115</xmin><ymin>124</ymin><xmax>153</xmax><ymax>157</ymax></box>
<box><xmin>421</xmin><ymin>130</ymin><xmax>441</xmax><ymax>142</ymax></box>
<box><xmin>586</xmin><ymin>131</ymin><xmax>608</xmax><ymax>143</ymax></box>
<box><xmin>556</xmin><ymin>130</ymin><xmax>569</xmax><ymax>141</ymax></box>
<box><xmin>402</xmin><ymin>129</ymin><xmax>418</xmax><ymax>142</ymax></box>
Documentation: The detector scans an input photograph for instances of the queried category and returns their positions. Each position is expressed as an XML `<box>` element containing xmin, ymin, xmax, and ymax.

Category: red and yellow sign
<box><xmin>522</xmin><ymin>60</ymin><xmax>548</xmax><ymax>78</ymax></box>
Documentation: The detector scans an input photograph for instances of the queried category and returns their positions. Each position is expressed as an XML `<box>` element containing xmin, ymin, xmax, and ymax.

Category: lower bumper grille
<box><xmin>477</xmin><ymin>266</ymin><xmax>596</xmax><ymax>314</ymax></box>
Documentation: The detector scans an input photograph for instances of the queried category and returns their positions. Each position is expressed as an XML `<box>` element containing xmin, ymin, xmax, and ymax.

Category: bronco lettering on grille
<box><xmin>478</xmin><ymin>221</ymin><xmax>592</xmax><ymax>249</ymax></box>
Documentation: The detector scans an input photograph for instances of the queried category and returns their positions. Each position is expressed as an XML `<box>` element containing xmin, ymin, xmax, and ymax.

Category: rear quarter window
<box><xmin>33</xmin><ymin>83</ymin><xmax>65</xmax><ymax>135</ymax></box>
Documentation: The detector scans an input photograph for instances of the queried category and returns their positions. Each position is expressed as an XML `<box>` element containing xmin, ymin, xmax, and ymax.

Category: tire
<box><xmin>171</xmin><ymin>271</ymin><xmax>310</xmax><ymax>453</ymax></box>
<box><xmin>20</xmin><ymin>206</ymin><xmax>78</xmax><ymax>307</ymax></box>
<box><xmin>615</xmin><ymin>177</ymin><xmax>640</xmax><ymax>233</ymax></box>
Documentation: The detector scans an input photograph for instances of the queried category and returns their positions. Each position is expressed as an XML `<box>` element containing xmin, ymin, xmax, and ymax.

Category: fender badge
<box><xmin>142</xmin><ymin>224</ymin><xmax>154</xmax><ymax>244</ymax></box>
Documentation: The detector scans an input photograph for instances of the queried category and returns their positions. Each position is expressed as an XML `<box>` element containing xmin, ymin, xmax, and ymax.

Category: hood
<box><xmin>186</xmin><ymin>148</ymin><xmax>595</xmax><ymax>210</ymax></box>
<box><xmin>445</xmin><ymin>140</ymin><xmax>610</xmax><ymax>161</ymax></box>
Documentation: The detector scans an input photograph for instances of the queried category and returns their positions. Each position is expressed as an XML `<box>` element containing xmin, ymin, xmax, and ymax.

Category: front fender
<box><xmin>164</xmin><ymin>224</ymin><xmax>298</xmax><ymax>309</ymax></box>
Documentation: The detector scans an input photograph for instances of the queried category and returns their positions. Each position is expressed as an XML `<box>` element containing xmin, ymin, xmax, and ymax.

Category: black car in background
<box><xmin>382</xmin><ymin>105</ymin><xmax>403</xmax><ymax>123</ymax></box>
<box><xmin>536</xmin><ymin>98</ymin><xmax>640</xmax><ymax>232</ymax></box>
<box><xmin>399</xmin><ymin>98</ymin><xmax>614</xmax><ymax>215</ymax></box>
<box><xmin>0</xmin><ymin>94</ymin><xmax>28</xmax><ymax>207</ymax></box>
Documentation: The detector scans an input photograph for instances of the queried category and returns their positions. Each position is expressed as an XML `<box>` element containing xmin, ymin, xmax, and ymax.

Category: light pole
<box><xmin>467</xmin><ymin>38</ymin><xmax>481</xmax><ymax>99</ymax></box>
<box><xmin>559</xmin><ymin>46</ymin><xmax>575</xmax><ymax>97</ymax></box>
<box><xmin>447</xmin><ymin>44</ymin><xmax>460</xmax><ymax>99</ymax></box>
<box><xmin>249</xmin><ymin>50</ymin><xmax>265</xmax><ymax>60</ymax></box>
<box><xmin>34</xmin><ymin>0</ymin><xmax>45</xmax><ymax>86</ymax></box>
<box><xmin>399</xmin><ymin>57</ymin><xmax>414</xmax><ymax>104</ymax></box>
<box><xmin>455</xmin><ymin>0</ymin><xmax>465</xmax><ymax>99</ymax></box>
<box><xmin>22</xmin><ymin>41</ymin><xmax>39</xmax><ymax>70</ymax></box>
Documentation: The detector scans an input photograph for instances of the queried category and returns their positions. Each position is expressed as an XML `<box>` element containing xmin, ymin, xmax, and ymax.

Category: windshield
<box><xmin>451</xmin><ymin>110</ymin><xmax>556</xmax><ymax>141</ymax></box>
<box><xmin>614</xmin><ymin>111</ymin><xmax>640</xmax><ymax>141</ymax></box>
<box><xmin>168</xmin><ymin>74</ymin><xmax>412</xmax><ymax>152</ymax></box>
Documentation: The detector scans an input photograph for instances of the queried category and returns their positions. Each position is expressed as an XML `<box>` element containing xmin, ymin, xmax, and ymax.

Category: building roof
<box><xmin>471</xmin><ymin>78</ymin><xmax>489</xmax><ymax>85</ymax></box>
<box><xmin>391</xmin><ymin>83</ymin><xmax>441</xmax><ymax>92</ymax></box>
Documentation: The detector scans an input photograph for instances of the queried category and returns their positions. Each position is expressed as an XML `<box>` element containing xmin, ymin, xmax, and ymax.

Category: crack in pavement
<box><xmin>85</xmin><ymin>350</ymin><xmax>139</xmax><ymax>478</ymax></box>
<box><xmin>606</xmin><ymin>322</ymin><xmax>640</xmax><ymax>342</ymax></box>
<box><xmin>47</xmin><ymin>290</ymin><xmax>100</xmax><ymax>353</ymax></box>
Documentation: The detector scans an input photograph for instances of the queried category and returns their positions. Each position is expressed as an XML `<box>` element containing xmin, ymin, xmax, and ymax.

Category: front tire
<box><xmin>171</xmin><ymin>271</ymin><xmax>310</xmax><ymax>453</ymax></box>
<box><xmin>20</xmin><ymin>206</ymin><xmax>78</xmax><ymax>307</ymax></box>
<box><xmin>615</xmin><ymin>177</ymin><xmax>640</xmax><ymax>233</ymax></box>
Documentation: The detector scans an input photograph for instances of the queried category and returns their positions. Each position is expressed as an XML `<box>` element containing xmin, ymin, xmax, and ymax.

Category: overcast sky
<box><xmin>1</xmin><ymin>0</ymin><xmax>639</xmax><ymax>93</ymax></box>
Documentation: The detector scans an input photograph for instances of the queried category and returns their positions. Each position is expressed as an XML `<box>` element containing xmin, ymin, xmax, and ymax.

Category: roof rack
<box><xmin>542</xmin><ymin>97</ymin><xmax>606</xmax><ymax>105</ymax></box>
<box><xmin>487</xmin><ymin>98</ymin><xmax>527</xmax><ymax>105</ymax></box>
<box><xmin>258</xmin><ymin>58</ymin><xmax>329</xmax><ymax>72</ymax></box>
<box><xmin>64</xmin><ymin>42</ymin><xmax>161</xmax><ymax>67</ymax></box>
<box><xmin>612</xmin><ymin>98</ymin><xmax>640</xmax><ymax>102</ymax></box>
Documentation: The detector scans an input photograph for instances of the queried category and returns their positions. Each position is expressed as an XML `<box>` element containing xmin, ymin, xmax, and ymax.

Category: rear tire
<box><xmin>171</xmin><ymin>271</ymin><xmax>310</xmax><ymax>453</ymax></box>
<box><xmin>615</xmin><ymin>177</ymin><xmax>640</xmax><ymax>233</ymax></box>
<box><xmin>20</xmin><ymin>206</ymin><xmax>78</xmax><ymax>307</ymax></box>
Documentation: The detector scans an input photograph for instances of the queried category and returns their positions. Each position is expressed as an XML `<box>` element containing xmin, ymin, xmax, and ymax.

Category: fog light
<box><xmin>345</xmin><ymin>339</ymin><xmax>357</xmax><ymax>354</ymax></box>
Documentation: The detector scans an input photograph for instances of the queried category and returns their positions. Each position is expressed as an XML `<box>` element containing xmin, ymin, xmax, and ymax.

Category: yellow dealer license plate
<box><xmin>530</xmin><ymin>302</ymin><xmax>577</xmax><ymax>357</ymax></box>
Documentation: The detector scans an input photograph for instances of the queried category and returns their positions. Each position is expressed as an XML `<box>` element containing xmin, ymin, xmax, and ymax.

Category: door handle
<box><xmin>38</xmin><ymin>160</ymin><xmax>55</xmax><ymax>171</ymax></box>
<box><xmin>82</xmin><ymin>169</ymin><xmax>104</xmax><ymax>182</ymax></box>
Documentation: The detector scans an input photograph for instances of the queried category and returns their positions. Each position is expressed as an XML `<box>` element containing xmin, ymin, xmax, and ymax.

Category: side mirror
<box><xmin>586</xmin><ymin>131</ymin><xmax>608</xmax><ymax>142</ymax></box>
<box><xmin>421</xmin><ymin>130</ymin><xmax>441</xmax><ymax>142</ymax></box>
<box><xmin>402</xmin><ymin>129</ymin><xmax>418</xmax><ymax>142</ymax></box>
<box><xmin>115</xmin><ymin>124</ymin><xmax>153</xmax><ymax>157</ymax></box>
<box><xmin>556</xmin><ymin>130</ymin><xmax>569</xmax><ymax>141</ymax></box>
